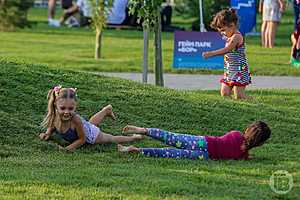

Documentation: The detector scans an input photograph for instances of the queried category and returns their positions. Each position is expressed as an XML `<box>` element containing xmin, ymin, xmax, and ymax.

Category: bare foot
<box><xmin>103</xmin><ymin>104</ymin><xmax>116</xmax><ymax>120</ymax></box>
<box><xmin>117</xmin><ymin>144</ymin><xmax>140</xmax><ymax>153</ymax></box>
<box><xmin>122</xmin><ymin>125</ymin><xmax>147</xmax><ymax>135</ymax></box>
<box><xmin>132</xmin><ymin>134</ymin><xmax>145</xmax><ymax>141</ymax></box>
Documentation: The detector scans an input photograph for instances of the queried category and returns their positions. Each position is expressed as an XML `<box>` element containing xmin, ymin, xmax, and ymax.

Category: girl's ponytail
<box><xmin>41</xmin><ymin>89</ymin><xmax>56</xmax><ymax>129</ymax></box>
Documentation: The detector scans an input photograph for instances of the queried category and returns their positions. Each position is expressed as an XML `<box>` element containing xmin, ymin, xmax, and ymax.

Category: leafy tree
<box><xmin>175</xmin><ymin>0</ymin><xmax>230</xmax><ymax>31</ymax></box>
<box><xmin>0</xmin><ymin>0</ymin><xmax>34</xmax><ymax>31</ymax></box>
<box><xmin>90</xmin><ymin>0</ymin><xmax>109</xmax><ymax>59</ymax></box>
<box><xmin>128</xmin><ymin>0</ymin><xmax>164</xmax><ymax>86</ymax></box>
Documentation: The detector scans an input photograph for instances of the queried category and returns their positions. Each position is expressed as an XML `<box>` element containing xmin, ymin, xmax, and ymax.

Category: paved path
<box><xmin>89</xmin><ymin>72</ymin><xmax>300</xmax><ymax>90</ymax></box>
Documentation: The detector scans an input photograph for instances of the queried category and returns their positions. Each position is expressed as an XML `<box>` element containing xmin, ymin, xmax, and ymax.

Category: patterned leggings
<box><xmin>141</xmin><ymin>128</ymin><xmax>209</xmax><ymax>160</ymax></box>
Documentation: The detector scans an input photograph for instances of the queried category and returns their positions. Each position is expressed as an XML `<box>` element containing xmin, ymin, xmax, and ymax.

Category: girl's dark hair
<box><xmin>242</xmin><ymin>121</ymin><xmax>271</xmax><ymax>150</ymax></box>
<box><xmin>210</xmin><ymin>8</ymin><xmax>238</xmax><ymax>30</ymax></box>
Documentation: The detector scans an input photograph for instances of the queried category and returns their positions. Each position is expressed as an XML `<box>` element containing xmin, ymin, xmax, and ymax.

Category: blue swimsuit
<box><xmin>54</xmin><ymin>118</ymin><xmax>101</xmax><ymax>144</ymax></box>
<box><xmin>54</xmin><ymin>128</ymin><xmax>79</xmax><ymax>143</ymax></box>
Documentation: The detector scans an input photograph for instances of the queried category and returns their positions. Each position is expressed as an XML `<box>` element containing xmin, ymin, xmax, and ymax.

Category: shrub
<box><xmin>0</xmin><ymin>0</ymin><xmax>34</xmax><ymax>31</ymax></box>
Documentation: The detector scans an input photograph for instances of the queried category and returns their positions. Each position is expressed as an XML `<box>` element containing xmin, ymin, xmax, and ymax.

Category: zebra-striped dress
<box><xmin>221</xmin><ymin>33</ymin><xmax>251</xmax><ymax>87</ymax></box>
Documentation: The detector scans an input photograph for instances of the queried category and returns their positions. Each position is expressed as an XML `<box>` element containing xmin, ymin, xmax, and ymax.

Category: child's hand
<box><xmin>58</xmin><ymin>145</ymin><xmax>66</xmax><ymax>151</ymax></box>
<box><xmin>39</xmin><ymin>133</ymin><xmax>50</xmax><ymax>141</ymax></box>
<box><xmin>202</xmin><ymin>51</ymin><xmax>213</xmax><ymax>59</ymax></box>
<box><xmin>58</xmin><ymin>145</ymin><xmax>73</xmax><ymax>153</ymax></box>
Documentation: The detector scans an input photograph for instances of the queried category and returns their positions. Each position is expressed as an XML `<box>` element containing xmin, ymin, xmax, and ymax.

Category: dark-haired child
<box><xmin>118</xmin><ymin>121</ymin><xmax>271</xmax><ymax>160</ymax></box>
<box><xmin>202</xmin><ymin>9</ymin><xmax>251</xmax><ymax>99</ymax></box>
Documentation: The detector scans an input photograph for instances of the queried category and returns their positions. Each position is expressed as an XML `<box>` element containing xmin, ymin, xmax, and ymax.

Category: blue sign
<box><xmin>231</xmin><ymin>0</ymin><xmax>257</xmax><ymax>35</ymax></box>
<box><xmin>173</xmin><ymin>31</ymin><xmax>225</xmax><ymax>69</ymax></box>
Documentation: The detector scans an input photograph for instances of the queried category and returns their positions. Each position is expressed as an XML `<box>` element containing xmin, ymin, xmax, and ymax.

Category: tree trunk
<box><xmin>154</xmin><ymin>11</ymin><xmax>164</xmax><ymax>87</ymax></box>
<box><xmin>143</xmin><ymin>26</ymin><xmax>149</xmax><ymax>83</ymax></box>
<box><xmin>95</xmin><ymin>28</ymin><xmax>102</xmax><ymax>59</ymax></box>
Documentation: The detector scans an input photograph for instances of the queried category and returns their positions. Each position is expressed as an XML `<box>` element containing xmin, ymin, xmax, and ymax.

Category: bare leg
<box><xmin>48</xmin><ymin>0</ymin><xmax>57</xmax><ymax>19</ymax></box>
<box><xmin>233</xmin><ymin>86</ymin><xmax>247</xmax><ymax>99</ymax></box>
<box><xmin>291</xmin><ymin>34</ymin><xmax>296</xmax><ymax>59</ymax></box>
<box><xmin>296</xmin><ymin>36</ymin><xmax>300</xmax><ymax>49</ymax></box>
<box><xmin>261</xmin><ymin>21</ymin><xmax>267</xmax><ymax>47</ymax></box>
<box><xmin>118</xmin><ymin>144</ymin><xmax>141</xmax><ymax>153</ymax></box>
<box><xmin>59</xmin><ymin>4</ymin><xmax>80</xmax><ymax>25</ymax></box>
<box><xmin>220</xmin><ymin>83</ymin><xmax>232</xmax><ymax>97</ymax></box>
<box><xmin>89</xmin><ymin>104</ymin><xmax>116</xmax><ymax>126</ymax></box>
<box><xmin>122</xmin><ymin>125</ymin><xmax>147</xmax><ymax>135</ymax></box>
<box><xmin>95</xmin><ymin>132</ymin><xmax>143</xmax><ymax>144</ymax></box>
<box><xmin>265</xmin><ymin>21</ymin><xmax>271</xmax><ymax>48</ymax></box>
<box><xmin>269</xmin><ymin>22</ymin><xmax>278</xmax><ymax>48</ymax></box>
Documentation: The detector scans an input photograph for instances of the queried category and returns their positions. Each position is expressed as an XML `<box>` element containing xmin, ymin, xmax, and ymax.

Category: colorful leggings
<box><xmin>141</xmin><ymin>128</ymin><xmax>209</xmax><ymax>160</ymax></box>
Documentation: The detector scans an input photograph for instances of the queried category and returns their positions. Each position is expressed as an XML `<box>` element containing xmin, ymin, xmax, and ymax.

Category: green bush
<box><xmin>0</xmin><ymin>0</ymin><xmax>34</xmax><ymax>31</ymax></box>
<box><xmin>175</xmin><ymin>0</ymin><xmax>230</xmax><ymax>31</ymax></box>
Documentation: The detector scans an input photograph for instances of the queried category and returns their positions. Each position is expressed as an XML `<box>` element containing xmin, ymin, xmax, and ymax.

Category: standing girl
<box><xmin>202</xmin><ymin>9</ymin><xmax>251</xmax><ymax>99</ymax></box>
<box><xmin>39</xmin><ymin>86</ymin><xmax>143</xmax><ymax>151</ymax></box>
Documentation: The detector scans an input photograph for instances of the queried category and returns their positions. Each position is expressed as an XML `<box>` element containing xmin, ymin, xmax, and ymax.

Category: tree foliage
<box><xmin>128</xmin><ymin>0</ymin><xmax>164</xmax><ymax>86</ymax></box>
<box><xmin>128</xmin><ymin>0</ymin><xmax>163</xmax><ymax>29</ymax></box>
<box><xmin>89</xmin><ymin>0</ymin><xmax>111</xmax><ymax>59</ymax></box>
<box><xmin>0</xmin><ymin>0</ymin><xmax>34</xmax><ymax>31</ymax></box>
<box><xmin>89</xmin><ymin>0</ymin><xmax>109</xmax><ymax>34</ymax></box>
<box><xmin>175</xmin><ymin>0</ymin><xmax>230</xmax><ymax>30</ymax></box>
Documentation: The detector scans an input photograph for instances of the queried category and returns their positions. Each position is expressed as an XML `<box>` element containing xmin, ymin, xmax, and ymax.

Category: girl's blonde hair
<box><xmin>41</xmin><ymin>86</ymin><xmax>77</xmax><ymax>129</ymax></box>
<box><xmin>210</xmin><ymin>8</ymin><xmax>238</xmax><ymax>30</ymax></box>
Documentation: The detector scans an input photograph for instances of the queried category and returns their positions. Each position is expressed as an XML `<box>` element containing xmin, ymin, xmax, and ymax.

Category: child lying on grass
<box><xmin>118</xmin><ymin>121</ymin><xmax>271</xmax><ymax>160</ymax></box>
<box><xmin>39</xmin><ymin>86</ymin><xmax>143</xmax><ymax>151</ymax></box>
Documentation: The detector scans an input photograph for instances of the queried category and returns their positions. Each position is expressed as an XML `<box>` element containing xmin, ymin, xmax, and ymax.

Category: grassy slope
<box><xmin>0</xmin><ymin>8</ymin><xmax>300</xmax><ymax>76</ymax></box>
<box><xmin>0</xmin><ymin>60</ymin><xmax>299</xmax><ymax>199</ymax></box>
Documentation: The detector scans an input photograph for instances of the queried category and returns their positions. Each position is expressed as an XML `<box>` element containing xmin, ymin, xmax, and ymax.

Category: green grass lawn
<box><xmin>0</xmin><ymin>60</ymin><xmax>299</xmax><ymax>199</ymax></box>
<box><xmin>1</xmin><ymin>7</ymin><xmax>300</xmax><ymax>76</ymax></box>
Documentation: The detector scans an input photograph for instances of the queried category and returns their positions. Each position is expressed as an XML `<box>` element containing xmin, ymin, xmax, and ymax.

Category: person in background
<box><xmin>293</xmin><ymin>0</ymin><xmax>300</xmax><ymax>30</ymax></box>
<box><xmin>259</xmin><ymin>0</ymin><xmax>285</xmax><ymax>48</ymax></box>
<box><xmin>48</xmin><ymin>0</ymin><xmax>73</xmax><ymax>27</ymax></box>
<box><xmin>107</xmin><ymin>0</ymin><xmax>128</xmax><ymax>25</ymax></box>
<box><xmin>290</xmin><ymin>19</ymin><xmax>300</xmax><ymax>65</ymax></box>
<box><xmin>59</xmin><ymin>0</ymin><xmax>92</xmax><ymax>27</ymax></box>
<box><xmin>161</xmin><ymin>0</ymin><xmax>173</xmax><ymax>31</ymax></box>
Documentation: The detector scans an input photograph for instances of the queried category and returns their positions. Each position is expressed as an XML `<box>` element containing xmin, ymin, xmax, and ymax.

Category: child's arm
<box><xmin>64</xmin><ymin>115</ymin><xmax>86</xmax><ymax>151</ymax></box>
<box><xmin>39</xmin><ymin>127</ymin><xmax>54</xmax><ymax>141</ymax></box>
<box><xmin>202</xmin><ymin>34</ymin><xmax>243</xmax><ymax>58</ymax></box>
